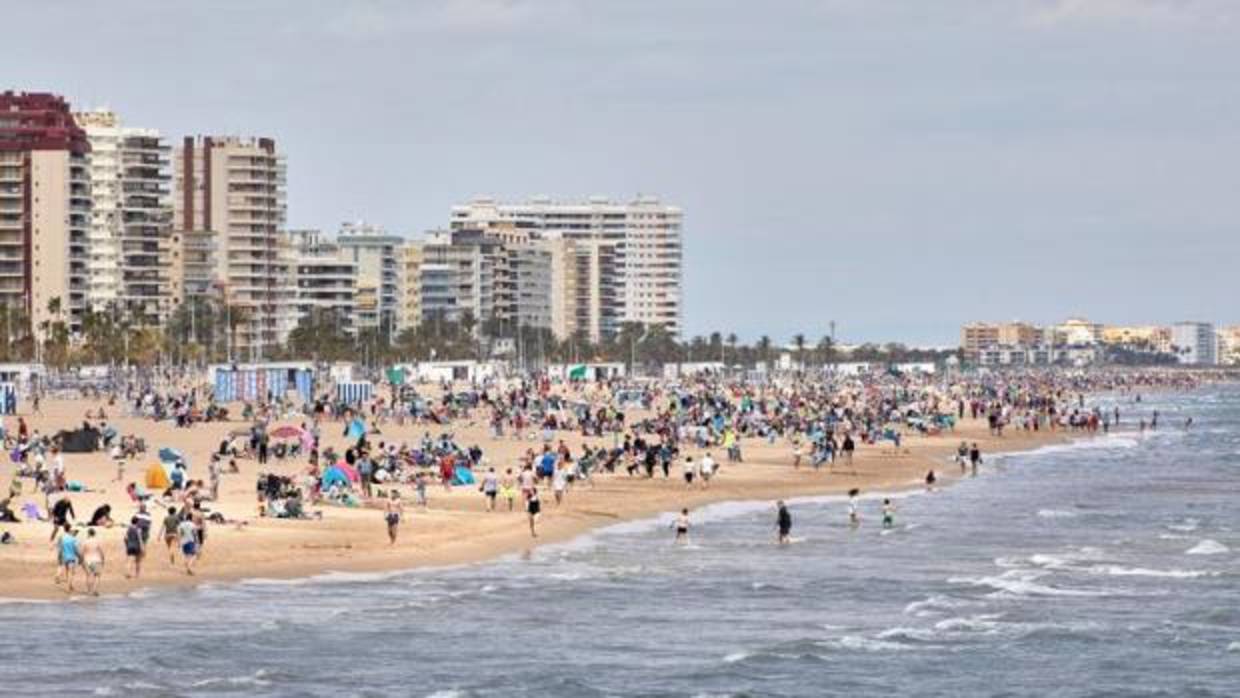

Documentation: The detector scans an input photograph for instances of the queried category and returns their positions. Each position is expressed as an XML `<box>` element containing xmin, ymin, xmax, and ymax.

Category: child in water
<box><xmin>847</xmin><ymin>488</ymin><xmax>860</xmax><ymax>527</ymax></box>
<box><xmin>882</xmin><ymin>498</ymin><xmax>895</xmax><ymax>529</ymax></box>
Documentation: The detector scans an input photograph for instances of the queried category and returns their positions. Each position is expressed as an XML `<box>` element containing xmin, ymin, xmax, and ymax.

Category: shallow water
<box><xmin>2</xmin><ymin>388</ymin><xmax>1238</xmax><ymax>697</ymax></box>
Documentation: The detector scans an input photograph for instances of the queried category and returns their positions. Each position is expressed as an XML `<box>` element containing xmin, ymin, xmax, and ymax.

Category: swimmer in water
<box><xmin>673</xmin><ymin>508</ymin><xmax>690</xmax><ymax>544</ymax></box>
<box><xmin>776</xmin><ymin>501</ymin><xmax>792</xmax><ymax>545</ymax></box>
<box><xmin>847</xmin><ymin>488</ymin><xmax>861</xmax><ymax>527</ymax></box>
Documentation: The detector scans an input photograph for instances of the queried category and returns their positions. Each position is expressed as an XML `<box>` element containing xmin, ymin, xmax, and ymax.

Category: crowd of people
<box><xmin>0</xmin><ymin>365</ymin><xmax>1221</xmax><ymax>596</ymax></box>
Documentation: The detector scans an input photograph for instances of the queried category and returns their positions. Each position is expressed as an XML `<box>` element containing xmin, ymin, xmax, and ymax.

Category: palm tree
<box><xmin>725</xmin><ymin>333</ymin><xmax>738</xmax><ymax>366</ymax></box>
<box><xmin>792</xmin><ymin>333</ymin><xmax>806</xmax><ymax>371</ymax></box>
<box><xmin>757</xmin><ymin>335</ymin><xmax>772</xmax><ymax>368</ymax></box>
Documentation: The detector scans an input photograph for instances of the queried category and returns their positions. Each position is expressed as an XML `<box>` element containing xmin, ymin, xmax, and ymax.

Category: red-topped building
<box><xmin>0</xmin><ymin>91</ymin><xmax>91</xmax><ymax>337</ymax></box>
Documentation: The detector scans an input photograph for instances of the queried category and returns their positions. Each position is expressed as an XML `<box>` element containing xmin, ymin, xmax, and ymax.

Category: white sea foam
<box><xmin>903</xmin><ymin>594</ymin><xmax>976</xmax><ymax>617</ymax></box>
<box><xmin>722</xmin><ymin>651</ymin><xmax>751</xmax><ymax>663</ymax></box>
<box><xmin>425</xmin><ymin>691</ymin><xmax>466</xmax><ymax>698</ymax></box>
<box><xmin>1084</xmin><ymin>565</ymin><xmax>1215</xmax><ymax>579</ymax></box>
<box><xmin>1228</xmin><ymin>641</ymin><xmax>1240</xmax><ymax>653</ymax></box>
<box><xmin>1186</xmin><ymin>539</ymin><xmax>1229</xmax><ymax>556</ymax></box>
<box><xmin>1037</xmin><ymin>509</ymin><xmax>1078</xmax><ymax>519</ymax></box>
<box><xmin>190</xmin><ymin>669</ymin><xmax>272</xmax><ymax>688</ymax></box>
<box><xmin>1166</xmin><ymin>518</ymin><xmax>1200</xmax><ymax>533</ymax></box>
<box><xmin>820</xmin><ymin>635</ymin><xmax>912</xmax><ymax>652</ymax></box>
<box><xmin>949</xmin><ymin>569</ymin><xmax>1114</xmax><ymax>598</ymax></box>
<box><xmin>1017</xmin><ymin>435</ymin><xmax>1139</xmax><ymax>459</ymax></box>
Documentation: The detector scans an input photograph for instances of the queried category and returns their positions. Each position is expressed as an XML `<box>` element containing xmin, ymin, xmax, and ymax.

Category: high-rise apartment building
<box><xmin>283</xmin><ymin>229</ymin><xmax>357</xmax><ymax>334</ymax></box>
<box><xmin>450</xmin><ymin>195</ymin><xmax>682</xmax><ymax>340</ymax></box>
<box><xmin>173</xmin><ymin>135</ymin><xmax>288</xmax><ymax>357</ymax></box>
<box><xmin>75</xmin><ymin>109</ymin><xmax>174</xmax><ymax>326</ymax></box>
<box><xmin>0</xmin><ymin>91</ymin><xmax>91</xmax><ymax>339</ymax></box>
<box><xmin>396</xmin><ymin>241</ymin><xmax>423</xmax><ymax>334</ymax></box>
<box><xmin>337</xmin><ymin>221</ymin><xmax>402</xmax><ymax>338</ymax></box>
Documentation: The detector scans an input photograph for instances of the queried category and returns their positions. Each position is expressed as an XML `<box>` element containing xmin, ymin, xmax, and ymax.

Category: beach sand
<box><xmin>0</xmin><ymin>398</ymin><xmax>1067</xmax><ymax>600</ymax></box>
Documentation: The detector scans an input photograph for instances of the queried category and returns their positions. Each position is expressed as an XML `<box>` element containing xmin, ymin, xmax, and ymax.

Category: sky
<box><xmin>6</xmin><ymin>0</ymin><xmax>1239</xmax><ymax>345</ymax></box>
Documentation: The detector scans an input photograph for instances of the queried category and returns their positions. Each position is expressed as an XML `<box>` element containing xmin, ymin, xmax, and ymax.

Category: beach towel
<box><xmin>452</xmin><ymin>466</ymin><xmax>476</xmax><ymax>486</ymax></box>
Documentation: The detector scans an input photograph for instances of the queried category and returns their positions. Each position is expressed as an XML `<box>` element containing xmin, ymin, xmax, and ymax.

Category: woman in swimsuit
<box><xmin>526</xmin><ymin>486</ymin><xmax>541</xmax><ymax>538</ymax></box>
<box><xmin>385</xmin><ymin>490</ymin><xmax>403</xmax><ymax>544</ymax></box>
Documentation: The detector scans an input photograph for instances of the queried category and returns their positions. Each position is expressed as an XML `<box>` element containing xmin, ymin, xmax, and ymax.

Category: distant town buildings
<box><xmin>1170</xmin><ymin>322</ymin><xmax>1217</xmax><ymax>365</ymax></box>
<box><xmin>961</xmin><ymin>318</ymin><xmax>1231</xmax><ymax>366</ymax></box>
<box><xmin>450</xmin><ymin>196</ymin><xmax>683</xmax><ymax>341</ymax></box>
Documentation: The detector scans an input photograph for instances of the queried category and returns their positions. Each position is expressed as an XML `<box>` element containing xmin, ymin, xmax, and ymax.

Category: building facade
<box><xmin>0</xmin><ymin>91</ymin><xmax>91</xmax><ymax>339</ymax></box>
<box><xmin>337</xmin><ymin>221</ymin><xmax>402</xmax><ymax>339</ymax></box>
<box><xmin>1171</xmin><ymin>322</ymin><xmax>1217</xmax><ymax>365</ymax></box>
<box><xmin>76</xmin><ymin>109</ymin><xmax>174</xmax><ymax>326</ymax></box>
<box><xmin>450</xmin><ymin>195</ymin><xmax>683</xmax><ymax>340</ymax></box>
<box><xmin>173</xmin><ymin>135</ymin><xmax>289</xmax><ymax>357</ymax></box>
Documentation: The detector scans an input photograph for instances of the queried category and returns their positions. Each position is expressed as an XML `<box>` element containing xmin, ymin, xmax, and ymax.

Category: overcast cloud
<box><xmin>6</xmin><ymin>0</ymin><xmax>1238</xmax><ymax>344</ymax></box>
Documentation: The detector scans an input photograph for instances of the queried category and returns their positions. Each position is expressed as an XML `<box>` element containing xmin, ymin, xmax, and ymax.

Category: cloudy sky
<box><xmin>8</xmin><ymin>0</ymin><xmax>1238</xmax><ymax>344</ymax></box>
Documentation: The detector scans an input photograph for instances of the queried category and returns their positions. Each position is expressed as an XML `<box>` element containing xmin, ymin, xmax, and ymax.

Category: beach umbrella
<box><xmin>334</xmin><ymin>461</ymin><xmax>360</xmax><ymax>482</ymax></box>
<box><xmin>269</xmin><ymin>425</ymin><xmax>304</xmax><ymax>440</ymax></box>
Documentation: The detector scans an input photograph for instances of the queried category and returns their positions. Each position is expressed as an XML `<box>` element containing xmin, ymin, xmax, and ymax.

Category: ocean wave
<box><xmin>903</xmin><ymin>594</ymin><xmax>978</xmax><ymax>617</ymax></box>
<box><xmin>1083</xmin><ymin>565</ymin><xmax>1216</xmax><ymax>579</ymax></box>
<box><xmin>1186</xmin><ymin>539</ymin><xmax>1229</xmax><ymax>556</ymax></box>
<box><xmin>1016</xmin><ymin>435</ymin><xmax>1139</xmax><ymax>459</ymax></box>
<box><xmin>189</xmin><ymin>668</ymin><xmax>274</xmax><ymax>689</ymax></box>
<box><xmin>949</xmin><ymin>569</ymin><xmax>1118</xmax><ymax>598</ymax></box>
<box><xmin>1037</xmin><ymin>509</ymin><xmax>1078</xmax><ymax>519</ymax></box>
<box><xmin>819</xmin><ymin>635</ymin><xmax>916</xmax><ymax>652</ymax></box>
<box><xmin>1228</xmin><ymin>641</ymin><xmax>1240</xmax><ymax>653</ymax></box>
<box><xmin>1166</xmin><ymin>518</ymin><xmax>1200</xmax><ymax>533</ymax></box>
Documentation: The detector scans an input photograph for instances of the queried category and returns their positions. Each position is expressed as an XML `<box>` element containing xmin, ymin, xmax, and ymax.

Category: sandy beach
<box><xmin>0</xmin><ymin>396</ymin><xmax>1069</xmax><ymax>601</ymax></box>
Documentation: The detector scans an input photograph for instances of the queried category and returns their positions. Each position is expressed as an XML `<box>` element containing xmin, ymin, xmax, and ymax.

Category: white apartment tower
<box><xmin>1171</xmin><ymin>322</ymin><xmax>1217</xmax><ymax>365</ymax></box>
<box><xmin>450</xmin><ymin>196</ymin><xmax>683</xmax><ymax>341</ymax></box>
<box><xmin>76</xmin><ymin>109</ymin><xmax>174</xmax><ymax>326</ymax></box>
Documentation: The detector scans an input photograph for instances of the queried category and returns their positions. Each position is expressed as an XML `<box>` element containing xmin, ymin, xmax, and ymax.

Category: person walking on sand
<box><xmin>552</xmin><ymin>464</ymin><xmax>567</xmax><ymax>506</ymax></box>
<box><xmin>53</xmin><ymin>524</ymin><xmax>79</xmax><ymax>592</ymax></box>
<box><xmin>682</xmin><ymin>456</ymin><xmax>696</xmax><ymax>489</ymax></box>
<box><xmin>177</xmin><ymin>515</ymin><xmax>199</xmax><ymax>575</ymax></box>
<box><xmin>925</xmin><ymin>469</ymin><xmax>937</xmax><ymax>491</ymax></box>
<box><xmin>80</xmin><ymin>527</ymin><xmax>105</xmax><ymax>596</ymax></box>
<box><xmin>481</xmin><ymin>467</ymin><xmax>499</xmax><ymax>512</ymax></box>
<box><xmin>842</xmin><ymin>434</ymin><xmax>856</xmax><ymax>474</ymax></box>
<box><xmin>526</xmin><ymin>486</ymin><xmax>542</xmax><ymax>538</ymax></box>
<box><xmin>700</xmin><ymin>452</ymin><xmax>716</xmax><ymax>490</ymax></box>
<box><xmin>672</xmin><ymin>508</ymin><xmax>691</xmax><ymax>544</ymax></box>
<box><xmin>124</xmin><ymin>516</ymin><xmax>145</xmax><ymax>579</ymax></box>
<box><xmin>385</xmin><ymin>489</ymin><xmax>403</xmax><ymax>544</ymax></box>
<box><xmin>500</xmin><ymin>468</ymin><xmax>517</xmax><ymax>512</ymax></box>
<box><xmin>847</xmin><ymin>488</ymin><xmax>861</xmax><ymax>527</ymax></box>
<box><xmin>161</xmin><ymin>506</ymin><xmax>180</xmax><ymax>565</ymax></box>
<box><xmin>776</xmin><ymin>501</ymin><xmax>792</xmax><ymax>545</ymax></box>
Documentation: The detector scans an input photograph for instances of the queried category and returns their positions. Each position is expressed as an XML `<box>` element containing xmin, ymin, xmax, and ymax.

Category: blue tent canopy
<box><xmin>321</xmin><ymin>466</ymin><xmax>350</xmax><ymax>490</ymax></box>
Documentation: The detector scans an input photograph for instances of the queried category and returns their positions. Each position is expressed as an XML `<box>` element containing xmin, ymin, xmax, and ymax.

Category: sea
<box><xmin>1</xmin><ymin>386</ymin><xmax>1237</xmax><ymax>697</ymax></box>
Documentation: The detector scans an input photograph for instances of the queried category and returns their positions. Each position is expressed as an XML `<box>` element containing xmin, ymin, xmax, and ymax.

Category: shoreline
<box><xmin>0</xmin><ymin>401</ymin><xmax>1077</xmax><ymax>601</ymax></box>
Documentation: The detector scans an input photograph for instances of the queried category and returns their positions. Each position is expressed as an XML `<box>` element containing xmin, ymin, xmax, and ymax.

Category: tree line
<box><xmin>0</xmin><ymin>298</ymin><xmax>956</xmax><ymax>369</ymax></box>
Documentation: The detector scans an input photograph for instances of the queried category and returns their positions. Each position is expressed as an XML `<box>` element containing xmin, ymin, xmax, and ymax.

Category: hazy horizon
<box><xmin>7</xmin><ymin>0</ymin><xmax>1238</xmax><ymax>344</ymax></box>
